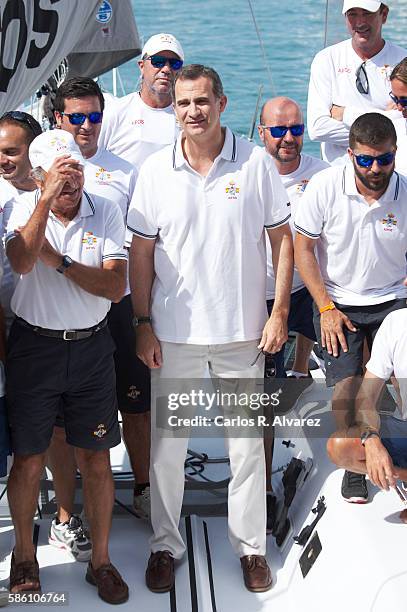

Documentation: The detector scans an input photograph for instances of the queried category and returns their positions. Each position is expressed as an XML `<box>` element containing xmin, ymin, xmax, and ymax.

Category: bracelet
<box><xmin>319</xmin><ymin>301</ymin><xmax>336</xmax><ymax>314</ymax></box>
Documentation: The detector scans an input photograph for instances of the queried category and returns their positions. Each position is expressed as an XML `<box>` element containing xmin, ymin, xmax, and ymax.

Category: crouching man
<box><xmin>327</xmin><ymin>305</ymin><xmax>407</xmax><ymax>519</ymax></box>
<box><xmin>5</xmin><ymin>131</ymin><xmax>128</xmax><ymax>604</ymax></box>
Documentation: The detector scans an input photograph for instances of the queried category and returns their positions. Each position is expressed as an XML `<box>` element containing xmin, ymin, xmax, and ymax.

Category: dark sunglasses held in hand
<box><xmin>148</xmin><ymin>55</ymin><xmax>183</xmax><ymax>71</ymax></box>
<box><xmin>60</xmin><ymin>112</ymin><xmax>103</xmax><ymax>125</ymax></box>
<box><xmin>356</xmin><ymin>62</ymin><xmax>369</xmax><ymax>95</ymax></box>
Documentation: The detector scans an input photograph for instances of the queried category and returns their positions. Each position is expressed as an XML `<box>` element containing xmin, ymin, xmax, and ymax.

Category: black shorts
<box><xmin>313</xmin><ymin>298</ymin><xmax>407</xmax><ymax>387</ymax></box>
<box><xmin>6</xmin><ymin>321</ymin><xmax>121</xmax><ymax>455</ymax></box>
<box><xmin>107</xmin><ymin>294</ymin><xmax>151</xmax><ymax>415</ymax></box>
<box><xmin>266</xmin><ymin>286</ymin><xmax>316</xmax><ymax>377</ymax></box>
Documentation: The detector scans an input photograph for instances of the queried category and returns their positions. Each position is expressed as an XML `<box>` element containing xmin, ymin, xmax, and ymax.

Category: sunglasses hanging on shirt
<box><xmin>356</xmin><ymin>62</ymin><xmax>369</xmax><ymax>95</ymax></box>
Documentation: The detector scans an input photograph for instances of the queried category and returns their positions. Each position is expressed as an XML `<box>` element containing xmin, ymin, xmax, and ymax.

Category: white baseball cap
<box><xmin>141</xmin><ymin>33</ymin><xmax>184</xmax><ymax>61</ymax></box>
<box><xmin>342</xmin><ymin>0</ymin><xmax>382</xmax><ymax>14</ymax></box>
<box><xmin>29</xmin><ymin>130</ymin><xmax>85</xmax><ymax>172</ymax></box>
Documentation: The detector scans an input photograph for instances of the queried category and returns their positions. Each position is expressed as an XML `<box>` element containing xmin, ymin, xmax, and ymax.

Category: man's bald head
<box><xmin>258</xmin><ymin>97</ymin><xmax>304</xmax><ymax>171</ymax></box>
<box><xmin>259</xmin><ymin>97</ymin><xmax>303</xmax><ymax>126</ymax></box>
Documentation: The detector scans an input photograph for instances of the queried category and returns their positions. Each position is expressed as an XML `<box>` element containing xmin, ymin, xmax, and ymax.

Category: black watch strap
<box><xmin>132</xmin><ymin>315</ymin><xmax>152</xmax><ymax>329</ymax></box>
<box><xmin>361</xmin><ymin>430</ymin><xmax>380</xmax><ymax>446</ymax></box>
<box><xmin>56</xmin><ymin>255</ymin><xmax>73</xmax><ymax>274</ymax></box>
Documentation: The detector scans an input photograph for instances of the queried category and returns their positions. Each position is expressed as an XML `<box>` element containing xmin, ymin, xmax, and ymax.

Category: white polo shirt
<box><xmin>6</xmin><ymin>190</ymin><xmax>127</xmax><ymax>329</ymax></box>
<box><xmin>307</xmin><ymin>38</ymin><xmax>407</xmax><ymax>165</ymax></box>
<box><xmin>394</xmin><ymin>117</ymin><xmax>407</xmax><ymax>176</ymax></box>
<box><xmin>294</xmin><ymin>165</ymin><xmax>407</xmax><ymax>306</ymax></box>
<box><xmin>84</xmin><ymin>148</ymin><xmax>137</xmax><ymax>224</ymax></box>
<box><xmin>98</xmin><ymin>92</ymin><xmax>179</xmax><ymax>171</ymax></box>
<box><xmin>127</xmin><ymin>127</ymin><xmax>290</xmax><ymax>344</ymax></box>
<box><xmin>366</xmin><ymin>309</ymin><xmax>407</xmax><ymax>420</ymax></box>
<box><xmin>266</xmin><ymin>154</ymin><xmax>329</xmax><ymax>300</ymax></box>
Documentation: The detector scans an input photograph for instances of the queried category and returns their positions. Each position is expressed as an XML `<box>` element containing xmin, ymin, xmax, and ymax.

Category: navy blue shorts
<box><xmin>107</xmin><ymin>295</ymin><xmax>151</xmax><ymax>414</ymax></box>
<box><xmin>266</xmin><ymin>286</ymin><xmax>316</xmax><ymax>378</ymax></box>
<box><xmin>380</xmin><ymin>415</ymin><xmax>407</xmax><ymax>468</ymax></box>
<box><xmin>6</xmin><ymin>320</ymin><xmax>121</xmax><ymax>455</ymax></box>
<box><xmin>313</xmin><ymin>299</ymin><xmax>407</xmax><ymax>387</ymax></box>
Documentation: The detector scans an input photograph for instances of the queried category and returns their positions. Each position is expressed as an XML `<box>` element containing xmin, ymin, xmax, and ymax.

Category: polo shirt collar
<box><xmin>35</xmin><ymin>189</ymin><xmax>96</xmax><ymax>219</ymax></box>
<box><xmin>172</xmin><ymin>126</ymin><xmax>237</xmax><ymax>169</ymax></box>
<box><xmin>342</xmin><ymin>164</ymin><xmax>401</xmax><ymax>203</ymax></box>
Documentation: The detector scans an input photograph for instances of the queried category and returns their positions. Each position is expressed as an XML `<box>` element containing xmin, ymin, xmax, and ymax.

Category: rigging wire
<box><xmin>247</xmin><ymin>0</ymin><xmax>277</xmax><ymax>96</ymax></box>
<box><xmin>323</xmin><ymin>0</ymin><xmax>330</xmax><ymax>48</ymax></box>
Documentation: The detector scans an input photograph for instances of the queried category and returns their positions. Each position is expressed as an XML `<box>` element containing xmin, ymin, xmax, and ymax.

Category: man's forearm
<box><xmin>64</xmin><ymin>260</ymin><xmax>126</xmax><ymax>303</ymax></box>
<box><xmin>129</xmin><ymin>237</ymin><xmax>155</xmax><ymax>316</ymax></box>
<box><xmin>295</xmin><ymin>239</ymin><xmax>331</xmax><ymax>309</ymax></box>
<box><xmin>7</xmin><ymin>194</ymin><xmax>52</xmax><ymax>274</ymax></box>
<box><xmin>271</xmin><ymin>231</ymin><xmax>293</xmax><ymax>314</ymax></box>
<box><xmin>354</xmin><ymin>374</ymin><xmax>384</xmax><ymax>434</ymax></box>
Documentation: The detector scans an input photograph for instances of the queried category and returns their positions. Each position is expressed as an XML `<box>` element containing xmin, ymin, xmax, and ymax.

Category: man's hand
<box><xmin>364</xmin><ymin>436</ymin><xmax>398</xmax><ymax>490</ymax></box>
<box><xmin>258</xmin><ymin>311</ymin><xmax>288</xmax><ymax>354</ymax></box>
<box><xmin>320</xmin><ymin>308</ymin><xmax>357</xmax><ymax>357</ymax></box>
<box><xmin>136</xmin><ymin>325</ymin><xmax>162</xmax><ymax>369</ymax></box>
<box><xmin>41</xmin><ymin>156</ymin><xmax>83</xmax><ymax>201</ymax></box>
<box><xmin>38</xmin><ymin>239</ymin><xmax>62</xmax><ymax>268</ymax></box>
<box><xmin>331</xmin><ymin>104</ymin><xmax>345</xmax><ymax>121</ymax></box>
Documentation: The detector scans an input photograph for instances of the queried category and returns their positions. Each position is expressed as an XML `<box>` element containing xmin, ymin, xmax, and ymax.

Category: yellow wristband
<box><xmin>319</xmin><ymin>301</ymin><xmax>336</xmax><ymax>314</ymax></box>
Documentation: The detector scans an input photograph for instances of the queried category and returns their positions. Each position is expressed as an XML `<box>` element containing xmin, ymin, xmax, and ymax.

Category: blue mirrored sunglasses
<box><xmin>354</xmin><ymin>151</ymin><xmax>395</xmax><ymax>168</ymax></box>
<box><xmin>60</xmin><ymin>112</ymin><xmax>103</xmax><ymax>125</ymax></box>
<box><xmin>148</xmin><ymin>55</ymin><xmax>183</xmax><ymax>71</ymax></box>
<box><xmin>389</xmin><ymin>92</ymin><xmax>407</xmax><ymax>108</ymax></box>
<box><xmin>261</xmin><ymin>124</ymin><xmax>305</xmax><ymax>138</ymax></box>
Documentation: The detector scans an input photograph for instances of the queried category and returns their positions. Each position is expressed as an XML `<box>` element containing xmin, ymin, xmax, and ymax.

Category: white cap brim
<box><xmin>29</xmin><ymin>131</ymin><xmax>85</xmax><ymax>172</ymax></box>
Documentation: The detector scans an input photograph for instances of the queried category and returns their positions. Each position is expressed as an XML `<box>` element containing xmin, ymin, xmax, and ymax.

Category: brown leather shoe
<box><xmin>86</xmin><ymin>562</ymin><xmax>129</xmax><ymax>604</ymax></box>
<box><xmin>9</xmin><ymin>551</ymin><xmax>41</xmax><ymax>593</ymax></box>
<box><xmin>145</xmin><ymin>551</ymin><xmax>174</xmax><ymax>593</ymax></box>
<box><xmin>240</xmin><ymin>555</ymin><xmax>272</xmax><ymax>592</ymax></box>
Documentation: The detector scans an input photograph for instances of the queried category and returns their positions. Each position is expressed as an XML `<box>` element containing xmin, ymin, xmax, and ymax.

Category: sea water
<box><xmin>98</xmin><ymin>0</ymin><xmax>407</xmax><ymax>156</ymax></box>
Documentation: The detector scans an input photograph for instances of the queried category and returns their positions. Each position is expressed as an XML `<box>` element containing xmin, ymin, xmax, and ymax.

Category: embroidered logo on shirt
<box><xmin>130</xmin><ymin>119</ymin><xmax>144</xmax><ymax>125</ymax></box>
<box><xmin>381</xmin><ymin>213</ymin><xmax>397</xmax><ymax>231</ymax></box>
<box><xmin>82</xmin><ymin>231</ymin><xmax>98</xmax><ymax>248</ymax></box>
<box><xmin>296</xmin><ymin>179</ymin><xmax>310</xmax><ymax>193</ymax></box>
<box><xmin>95</xmin><ymin>167</ymin><xmax>112</xmax><ymax>184</ymax></box>
<box><xmin>337</xmin><ymin>67</ymin><xmax>352</xmax><ymax>74</ymax></box>
<box><xmin>379</xmin><ymin>64</ymin><xmax>392</xmax><ymax>80</ymax></box>
<box><xmin>93</xmin><ymin>423</ymin><xmax>107</xmax><ymax>439</ymax></box>
<box><xmin>225</xmin><ymin>180</ymin><xmax>240</xmax><ymax>199</ymax></box>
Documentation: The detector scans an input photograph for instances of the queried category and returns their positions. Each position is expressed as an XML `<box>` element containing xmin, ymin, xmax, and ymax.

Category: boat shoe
<box><xmin>240</xmin><ymin>555</ymin><xmax>273</xmax><ymax>592</ymax></box>
<box><xmin>86</xmin><ymin>561</ymin><xmax>129</xmax><ymax>604</ymax></box>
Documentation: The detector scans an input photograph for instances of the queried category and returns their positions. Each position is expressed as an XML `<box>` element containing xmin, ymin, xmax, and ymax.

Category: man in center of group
<box><xmin>128</xmin><ymin>65</ymin><xmax>293</xmax><ymax>593</ymax></box>
<box><xmin>258</xmin><ymin>96</ymin><xmax>329</xmax><ymax>531</ymax></box>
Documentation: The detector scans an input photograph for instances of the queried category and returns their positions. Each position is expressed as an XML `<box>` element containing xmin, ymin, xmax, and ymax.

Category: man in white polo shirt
<box><xmin>128</xmin><ymin>64</ymin><xmax>293</xmax><ymax>593</ymax></box>
<box><xmin>98</xmin><ymin>33</ymin><xmax>184</xmax><ymax>170</ymax></box>
<box><xmin>258</xmin><ymin>96</ymin><xmax>329</xmax><ymax>532</ymax></box>
<box><xmin>307</xmin><ymin>0</ymin><xmax>406</xmax><ymax>165</ymax></box>
<box><xmin>295</xmin><ymin>112</ymin><xmax>407</xmax><ymax>504</ymax></box>
<box><xmin>388</xmin><ymin>58</ymin><xmax>407</xmax><ymax>175</ymax></box>
<box><xmin>5</xmin><ymin>131</ymin><xmax>128</xmax><ymax>603</ymax></box>
<box><xmin>327</xmin><ymin>306</ymin><xmax>407</xmax><ymax>524</ymax></box>
<box><xmin>46</xmin><ymin>77</ymin><xmax>150</xmax><ymax>563</ymax></box>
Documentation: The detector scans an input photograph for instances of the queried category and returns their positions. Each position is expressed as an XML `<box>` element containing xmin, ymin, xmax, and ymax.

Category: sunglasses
<box><xmin>389</xmin><ymin>92</ymin><xmax>407</xmax><ymax>108</ymax></box>
<box><xmin>1</xmin><ymin>110</ymin><xmax>42</xmax><ymax>137</ymax></box>
<box><xmin>261</xmin><ymin>124</ymin><xmax>305</xmax><ymax>138</ymax></box>
<box><xmin>353</xmin><ymin>151</ymin><xmax>395</xmax><ymax>168</ymax></box>
<box><xmin>148</xmin><ymin>55</ymin><xmax>183</xmax><ymax>71</ymax></box>
<box><xmin>60</xmin><ymin>111</ymin><xmax>103</xmax><ymax>125</ymax></box>
<box><xmin>356</xmin><ymin>62</ymin><xmax>369</xmax><ymax>95</ymax></box>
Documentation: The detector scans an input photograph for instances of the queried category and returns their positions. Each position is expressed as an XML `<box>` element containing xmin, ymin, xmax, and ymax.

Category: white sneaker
<box><xmin>48</xmin><ymin>514</ymin><xmax>92</xmax><ymax>562</ymax></box>
<box><xmin>133</xmin><ymin>486</ymin><xmax>151</xmax><ymax>520</ymax></box>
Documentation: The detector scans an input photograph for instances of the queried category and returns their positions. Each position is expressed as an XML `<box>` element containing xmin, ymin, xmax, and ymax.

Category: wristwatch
<box><xmin>360</xmin><ymin>430</ymin><xmax>380</xmax><ymax>446</ymax></box>
<box><xmin>132</xmin><ymin>315</ymin><xmax>152</xmax><ymax>329</ymax></box>
<box><xmin>56</xmin><ymin>255</ymin><xmax>73</xmax><ymax>274</ymax></box>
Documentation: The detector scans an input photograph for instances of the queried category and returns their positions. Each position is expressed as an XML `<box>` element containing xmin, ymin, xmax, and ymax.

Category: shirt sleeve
<box><xmin>307</xmin><ymin>50</ymin><xmax>352</xmax><ymax>147</ymax></box>
<box><xmin>98</xmin><ymin>98</ymin><xmax>120</xmax><ymax>152</ymax></box>
<box><xmin>293</xmin><ymin>172</ymin><xmax>326</xmax><ymax>239</ymax></box>
<box><xmin>102</xmin><ymin>201</ymin><xmax>128</xmax><ymax>262</ymax></box>
<box><xmin>365</xmin><ymin>314</ymin><xmax>395</xmax><ymax>380</ymax></box>
<box><xmin>4</xmin><ymin>195</ymin><xmax>33</xmax><ymax>248</ymax></box>
<box><xmin>126</xmin><ymin>163</ymin><xmax>159</xmax><ymax>240</ymax></box>
<box><xmin>262</xmin><ymin>155</ymin><xmax>291</xmax><ymax>229</ymax></box>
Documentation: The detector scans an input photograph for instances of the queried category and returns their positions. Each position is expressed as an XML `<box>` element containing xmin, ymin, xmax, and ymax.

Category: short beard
<box><xmin>353</xmin><ymin>161</ymin><xmax>392</xmax><ymax>193</ymax></box>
